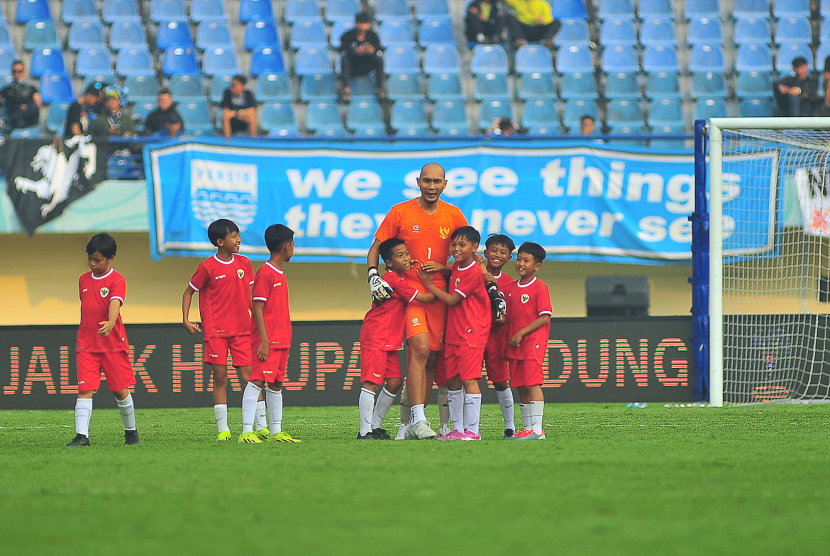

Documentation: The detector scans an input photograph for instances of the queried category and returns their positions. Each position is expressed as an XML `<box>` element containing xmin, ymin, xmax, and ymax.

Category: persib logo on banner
<box><xmin>191</xmin><ymin>159</ymin><xmax>258</xmax><ymax>231</ymax></box>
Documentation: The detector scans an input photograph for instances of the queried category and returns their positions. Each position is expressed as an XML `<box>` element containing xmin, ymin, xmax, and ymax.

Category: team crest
<box><xmin>411</xmin><ymin>317</ymin><xmax>420</xmax><ymax>326</ymax></box>
<box><xmin>191</xmin><ymin>160</ymin><xmax>258</xmax><ymax>232</ymax></box>
<box><xmin>439</xmin><ymin>227</ymin><xmax>450</xmax><ymax>239</ymax></box>
<box><xmin>521</xmin><ymin>293</ymin><xmax>530</xmax><ymax>304</ymax></box>
<box><xmin>100</xmin><ymin>287</ymin><xmax>109</xmax><ymax>297</ymax></box>
<box><xmin>237</xmin><ymin>269</ymin><xmax>245</xmax><ymax>279</ymax></box>
<box><xmin>455</xmin><ymin>278</ymin><xmax>461</xmax><ymax>287</ymax></box>
<box><xmin>413</xmin><ymin>224</ymin><xmax>420</xmax><ymax>233</ymax></box>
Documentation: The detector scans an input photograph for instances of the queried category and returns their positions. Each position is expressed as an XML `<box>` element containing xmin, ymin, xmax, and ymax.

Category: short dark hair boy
<box><xmin>517</xmin><ymin>241</ymin><xmax>546</xmax><ymax>263</ymax></box>
<box><xmin>86</xmin><ymin>232</ymin><xmax>117</xmax><ymax>259</ymax></box>
<box><xmin>207</xmin><ymin>219</ymin><xmax>240</xmax><ymax>247</ymax></box>
<box><xmin>265</xmin><ymin>224</ymin><xmax>295</xmax><ymax>254</ymax></box>
<box><xmin>379</xmin><ymin>237</ymin><xmax>406</xmax><ymax>264</ymax></box>
<box><xmin>451</xmin><ymin>225</ymin><xmax>481</xmax><ymax>244</ymax></box>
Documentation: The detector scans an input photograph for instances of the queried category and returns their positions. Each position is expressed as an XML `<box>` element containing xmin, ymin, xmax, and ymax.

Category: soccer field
<box><xmin>2</xmin><ymin>403</ymin><xmax>829</xmax><ymax>555</ymax></box>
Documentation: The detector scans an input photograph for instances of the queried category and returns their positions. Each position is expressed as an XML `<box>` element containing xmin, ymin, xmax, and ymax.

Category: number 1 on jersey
<box><xmin>427</xmin><ymin>247</ymin><xmax>432</xmax><ymax>260</ymax></box>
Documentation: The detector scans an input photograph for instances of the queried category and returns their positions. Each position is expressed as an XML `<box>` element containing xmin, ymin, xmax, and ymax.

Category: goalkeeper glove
<box><xmin>368</xmin><ymin>267</ymin><xmax>393</xmax><ymax>302</ymax></box>
<box><xmin>486</xmin><ymin>282</ymin><xmax>507</xmax><ymax>320</ymax></box>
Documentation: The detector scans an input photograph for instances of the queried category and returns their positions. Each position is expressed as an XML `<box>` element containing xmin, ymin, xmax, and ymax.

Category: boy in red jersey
<box><xmin>418</xmin><ymin>226</ymin><xmax>491</xmax><ymax>441</ymax></box>
<box><xmin>358</xmin><ymin>238</ymin><xmax>436</xmax><ymax>440</ymax></box>
<box><xmin>67</xmin><ymin>233</ymin><xmax>138</xmax><ymax>447</ymax></box>
<box><xmin>182</xmin><ymin>219</ymin><xmax>262</xmax><ymax>441</ymax></box>
<box><xmin>482</xmin><ymin>233</ymin><xmax>518</xmax><ymax>439</ymax></box>
<box><xmin>239</xmin><ymin>224</ymin><xmax>301</xmax><ymax>444</ymax></box>
<box><xmin>504</xmin><ymin>242</ymin><xmax>552</xmax><ymax>440</ymax></box>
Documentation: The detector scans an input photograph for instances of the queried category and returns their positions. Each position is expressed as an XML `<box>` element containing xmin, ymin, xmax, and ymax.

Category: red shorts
<box><xmin>444</xmin><ymin>343</ymin><xmax>484</xmax><ymax>382</ymax></box>
<box><xmin>484</xmin><ymin>347</ymin><xmax>510</xmax><ymax>384</ymax></box>
<box><xmin>405</xmin><ymin>300</ymin><xmax>447</xmax><ymax>352</ymax></box>
<box><xmin>433</xmin><ymin>349</ymin><xmax>447</xmax><ymax>387</ymax></box>
<box><xmin>251</xmin><ymin>348</ymin><xmax>289</xmax><ymax>384</ymax></box>
<box><xmin>509</xmin><ymin>358</ymin><xmax>544</xmax><ymax>388</ymax></box>
<box><xmin>360</xmin><ymin>349</ymin><xmax>401</xmax><ymax>385</ymax></box>
<box><xmin>204</xmin><ymin>335</ymin><xmax>252</xmax><ymax>367</ymax></box>
<box><xmin>76</xmin><ymin>350</ymin><xmax>135</xmax><ymax>393</ymax></box>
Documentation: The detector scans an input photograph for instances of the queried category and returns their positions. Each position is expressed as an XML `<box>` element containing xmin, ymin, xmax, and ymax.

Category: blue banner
<box><xmin>143</xmin><ymin>138</ymin><xmax>776</xmax><ymax>263</ymax></box>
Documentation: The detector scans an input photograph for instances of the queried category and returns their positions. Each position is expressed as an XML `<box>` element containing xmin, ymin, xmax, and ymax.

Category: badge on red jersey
<box><xmin>455</xmin><ymin>278</ymin><xmax>461</xmax><ymax>287</ymax></box>
<box><xmin>521</xmin><ymin>293</ymin><xmax>530</xmax><ymax>304</ymax></box>
<box><xmin>100</xmin><ymin>287</ymin><xmax>109</xmax><ymax>297</ymax></box>
<box><xmin>237</xmin><ymin>269</ymin><xmax>245</xmax><ymax>279</ymax></box>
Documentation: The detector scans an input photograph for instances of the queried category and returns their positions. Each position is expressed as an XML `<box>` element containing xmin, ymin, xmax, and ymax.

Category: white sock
<box><xmin>530</xmin><ymin>400</ymin><xmax>544</xmax><ymax>435</ymax></box>
<box><xmin>75</xmin><ymin>398</ymin><xmax>93</xmax><ymax>437</ymax></box>
<box><xmin>464</xmin><ymin>393</ymin><xmax>482</xmax><ymax>434</ymax></box>
<box><xmin>371</xmin><ymin>387</ymin><xmax>396</xmax><ymax>429</ymax></box>
<box><xmin>497</xmin><ymin>389</ymin><xmax>515</xmax><ymax>431</ymax></box>
<box><xmin>399</xmin><ymin>384</ymin><xmax>411</xmax><ymax>425</ymax></box>
<box><xmin>266</xmin><ymin>388</ymin><xmax>283</xmax><ymax>433</ymax></box>
<box><xmin>437</xmin><ymin>385</ymin><xmax>449</xmax><ymax>428</ymax></box>
<box><xmin>448</xmin><ymin>389</ymin><xmax>464</xmax><ymax>433</ymax></box>
<box><xmin>520</xmin><ymin>403</ymin><xmax>531</xmax><ymax>431</ymax></box>
<box><xmin>214</xmin><ymin>404</ymin><xmax>229</xmax><ymax>434</ymax></box>
<box><xmin>241</xmin><ymin>383</ymin><xmax>262</xmax><ymax>434</ymax></box>
<box><xmin>255</xmin><ymin>399</ymin><xmax>267</xmax><ymax>431</ymax></box>
<box><xmin>359</xmin><ymin>388</ymin><xmax>375</xmax><ymax>435</ymax></box>
<box><xmin>116</xmin><ymin>393</ymin><xmax>136</xmax><ymax>431</ymax></box>
<box><xmin>410</xmin><ymin>403</ymin><xmax>426</xmax><ymax>424</ymax></box>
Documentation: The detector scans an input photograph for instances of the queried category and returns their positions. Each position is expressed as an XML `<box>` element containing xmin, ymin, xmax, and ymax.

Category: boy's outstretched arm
<box><xmin>417</xmin><ymin>267</ymin><xmax>463</xmax><ymax>306</ymax></box>
<box><xmin>98</xmin><ymin>298</ymin><xmax>121</xmax><ymax>336</ymax></box>
<box><xmin>182</xmin><ymin>286</ymin><xmax>201</xmax><ymax>334</ymax></box>
<box><xmin>508</xmin><ymin>315</ymin><xmax>550</xmax><ymax>347</ymax></box>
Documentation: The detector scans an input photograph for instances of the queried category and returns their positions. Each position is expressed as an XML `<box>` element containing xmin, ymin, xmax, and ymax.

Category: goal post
<box><xmin>702</xmin><ymin>117</ymin><xmax>830</xmax><ymax>406</ymax></box>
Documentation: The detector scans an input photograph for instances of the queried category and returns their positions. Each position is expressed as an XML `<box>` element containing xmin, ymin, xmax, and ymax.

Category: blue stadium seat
<box><xmin>427</xmin><ymin>73</ymin><xmax>463</xmax><ymax>100</ymax></box>
<box><xmin>637</xmin><ymin>0</ymin><xmax>673</xmax><ymax>19</ymax></box>
<box><xmin>0</xmin><ymin>23</ymin><xmax>11</xmax><ymax>48</ymax></box>
<box><xmin>816</xmin><ymin>43</ymin><xmax>830</xmax><ymax>71</ymax></box>
<box><xmin>416</xmin><ymin>0</ymin><xmax>450</xmax><ymax>21</ymax></box>
<box><xmin>39</xmin><ymin>72</ymin><xmax>74</xmax><ymax>103</ymax></box>
<box><xmin>81</xmin><ymin>74</ymin><xmax>116</xmax><ymax>91</ymax></box>
<box><xmin>694</xmin><ymin>98</ymin><xmax>728</xmax><ymax>120</ymax></box>
<box><xmin>46</xmin><ymin>101</ymin><xmax>69</xmax><ymax>133</ymax></box>
<box><xmin>110</xmin><ymin>20</ymin><xmax>147</xmax><ymax>51</ymax></box>
<box><xmin>168</xmin><ymin>74</ymin><xmax>205</xmax><ymax>100</ymax></box>
<box><xmin>315</xmin><ymin>126</ymin><xmax>350</xmax><ymax>138</ymax></box>
<box><xmin>391</xmin><ymin>100</ymin><xmax>429</xmax><ymax>135</ymax></box>
<box><xmin>245</xmin><ymin>21</ymin><xmax>281</xmax><ymax>50</ymax></box>
<box><xmin>473</xmin><ymin>72</ymin><xmax>509</xmax><ymax>101</ymax></box>
<box><xmin>601</xmin><ymin>45</ymin><xmax>638</xmax><ymax>73</ymax></box>
<box><xmin>478</xmin><ymin>99</ymin><xmax>513</xmax><ymax>130</ymax></box>
<box><xmin>329</xmin><ymin>21</ymin><xmax>355</xmax><ymax>49</ymax></box>
<box><xmin>156</xmin><ymin>21</ymin><xmax>194</xmax><ymax>51</ymax></box>
<box><xmin>29</xmin><ymin>48</ymin><xmax>65</xmax><ymax>77</ymax></box>
<box><xmin>419</xmin><ymin>19</ymin><xmax>454</xmax><ymax>46</ymax></box>
<box><xmin>284</xmin><ymin>0</ymin><xmax>320</xmax><ymax>23</ymax></box>
<box><xmin>293</xmin><ymin>47</ymin><xmax>329</xmax><ymax>76</ymax></box>
<box><xmin>515</xmin><ymin>45</ymin><xmax>553</xmax><ymax>74</ymax></box>
<box><xmin>191</xmin><ymin>0</ymin><xmax>228</xmax><ymax>22</ymax></box>
<box><xmin>208</xmin><ymin>74</ymin><xmax>232</xmax><ymax>102</ymax></box>
<box><xmin>380</xmin><ymin>20</ymin><xmax>416</xmax><ymax>47</ymax></box>
<box><xmin>776</xmin><ymin>43</ymin><xmax>813</xmax><ymax>72</ymax></box>
<box><xmin>687</xmin><ymin>17</ymin><xmax>722</xmax><ymax>46</ymax></box>
<box><xmin>239</xmin><ymin>0</ymin><xmax>274</xmax><ymax>23</ymax></box>
<box><xmin>556</xmin><ymin>45</ymin><xmax>593</xmax><ymax>74</ymax></box>
<box><xmin>551</xmin><ymin>0</ymin><xmax>588</xmax><ymax>19</ymax></box>
<box><xmin>562</xmin><ymin>99</ymin><xmax>598</xmax><ymax>128</ymax></box>
<box><xmin>604</xmin><ymin>72</ymin><xmax>639</xmax><ymax>99</ymax></box>
<box><xmin>607</xmin><ymin>99</ymin><xmax>643</xmax><ymax>127</ymax></box>
<box><xmin>691</xmin><ymin>71</ymin><xmax>727</xmax><ymax>99</ymax></box>
<box><xmin>640</xmin><ymin>19</ymin><xmax>676</xmax><ymax>46</ymax></box>
<box><xmin>822</xmin><ymin>0</ymin><xmax>830</xmax><ymax>15</ymax></box>
<box><xmin>178</xmin><ymin>101</ymin><xmax>214</xmax><ymax>134</ymax></box>
<box><xmin>650</xmin><ymin>125</ymin><xmax>686</xmax><ymax>149</ymax></box>
<box><xmin>257</xmin><ymin>73</ymin><xmax>293</xmax><ymax>102</ymax></box>
<box><xmin>689</xmin><ymin>45</ymin><xmax>726</xmax><ymax>73</ymax></box>
<box><xmin>600</xmin><ymin>19</ymin><xmax>636</xmax><ymax>46</ymax></box>
<box><xmin>739</xmin><ymin>98</ymin><xmax>774</xmax><ymax>117</ymax></box>
<box><xmin>203</xmin><ymin>48</ymin><xmax>241</xmax><ymax>76</ymax></box>
<box><xmin>250</xmin><ymin>46</ymin><xmax>287</xmax><ymax>76</ymax></box>
<box><xmin>607</xmin><ymin>126</ymin><xmax>646</xmax><ymax>146</ymax></box>
<box><xmin>126</xmin><ymin>74</ymin><xmax>162</xmax><ymax>102</ymax></box>
<box><xmin>347</xmin><ymin>75</ymin><xmax>376</xmax><ymax>99</ymax></box>
<box><xmin>736</xmin><ymin>44</ymin><xmax>773</xmax><ymax>72</ymax></box>
<box><xmin>423</xmin><ymin>45</ymin><xmax>461</xmax><ymax>75</ymax></box>
<box><xmin>299</xmin><ymin>73</ymin><xmax>336</xmax><ymax>101</ymax></box>
<box><xmin>162</xmin><ymin>46</ymin><xmax>200</xmax><ymax>76</ymax></box>
<box><xmin>642</xmin><ymin>46</ymin><xmax>679</xmax><ymax>73</ymax></box>
<box><xmin>598</xmin><ymin>0</ymin><xmax>634</xmax><ymax>20</ymax></box>
<box><xmin>734</xmin><ymin>0</ymin><xmax>770</xmax><ymax>19</ymax></box>
<box><xmin>290</xmin><ymin>19</ymin><xmax>328</xmax><ymax>49</ymax></box>
<box><xmin>554</xmin><ymin>18</ymin><xmax>590</xmax><ymax>46</ymax></box>
<box><xmin>820</xmin><ymin>20</ymin><xmax>830</xmax><ymax>43</ymax></box>
<box><xmin>560</xmin><ymin>71</ymin><xmax>598</xmax><ymax>99</ymax></box>
<box><xmin>325</xmin><ymin>0</ymin><xmax>359</xmax><ymax>23</ymax></box>
<box><xmin>196</xmin><ymin>22</ymin><xmax>233</xmax><ymax>50</ymax></box>
<box><xmin>116</xmin><ymin>47</ymin><xmax>154</xmax><ymax>76</ymax></box>
<box><xmin>734</xmin><ymin>18</ymin><xmax>770</xmax><ymax>45</ymax></box>
<box><xmin>736</xmin><ymin>71</ymin><xmax>773</xmax><ymax>98</ymax></box>
<box><xmin>260</xmin><ymin>102</ymin><xmax>297</xmax><ymax>134</ymax></box>
<box><xmin>102</xmin><ymin>0</ymin><xmax>139</xmax><ymax>24</ymax></box>
<box><xmin>68</xmin><ymin>21</ymin><xmax>105</xmax><ymax>51</ymax></box>
<box><xmin>518</xmin><ymin>71</ymin><xmax>556</xmax><ymax>100</ymax></box>
<box><xmin>775</xmin><ymin>18</ymin><xmax>811</xmax><ymax>45</ymax></box>
<box><xmin>305</xmin><ymin>101</ymin><xmax>343</xmax><ymax>131</ymax></box>
<box><xmin>16</xmin><ymin>0</ymin><xmax>51</xmax><ymax>23</ymax></box>
<box><xmin>10</xmin><ymin>126</ymin><xmax>43</xmax><ymax>138</ymax></box>
<box><xmin>470</xmin><ymin>45</ymin><xmax>509</xmax><ymax>75</ymax></box>
<box><xmin>62</xmin><ymin>0</ymin><xmax>97</xmax><ymax>23</ymax></box>
<box><xmin>346</xmin><ymin>99</ymin><xmax>385</xmax><ymax>132</ymax></box>
<box><xmin>774</xmin><ymin>0</ymin><xmax>809</xmax><ymax>17</ymax></box>
<box><xmin>387</xmin><ymin>73</ymin><xmax>423</xmax><ymax>100</ymax></box>
<box><xmin>131</xmin><ymin>101</ymin><xmax>155</xmax><ymax>130</ymax></box>
<box><xmin>431</xmin><ymin>101</ymin><xmax>468</xmax><ymax>133</ymax></box>
<box><xmin>521</xmin><ymin>99</ymin><xmax>558</xmax><ymax>133</ymax></box>
<box><xmin>23</xmin><ymin>20</ymin><xmax>58</xmax><ymax>51</ymax></box>
<box><xmin>375</xmin><ymin>0</ymin><xmax>410</xmax><ymax>22</ymax></box>
<box><xmin>645</xmin><ymin>71</ymin><xmax>681</xmax><ymax>98</ymax></box>
<box><xmin>685</xmin><ymin>0</ymin><xmax>720</xmax><ymax>19</ymax></box>
<box><xmin>0</xmin><ymin>48</ymin><xmax>18</xmax><ymax>76</ymax></box>
<box><xmin>648</xmin><ymin>98</ymin><xmax>683</xmax><ymax>126</ymax></box>
<box><xmin>150</xmin><ymin>0</ymin><xmax>188</xmax><ymax>23</ymax></box>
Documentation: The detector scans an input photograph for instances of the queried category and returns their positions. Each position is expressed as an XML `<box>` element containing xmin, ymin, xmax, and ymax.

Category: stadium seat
<box><xmin>638</xmin><ymin>0</ymin><xmax>673</xmax><ymax>19</ymax></box>
<box><xmin>23</xmin><ymin>20</ymin><xmax>58</xmax><ymax>51</ymax></box>
<box><xmin>391</xmin><ymin>101</ymin><xmax>429</xmax><ymax>135</ymax></box>
<box><xmin>0</xmin><ymin>24</ymin><xmax>11</xmax><ymax>49</ymax></box>
<box><xmin>156</xmin><ymin>21</ymin><xmax>193</xmax><ymax>51</ymax></box>
<box><xmin>46</xmin><ymin>101</ymin><xmax>70</xmax><ymax>133</ymax></box>
<box><xmin>607</xmin><ymin>126</ymin><xmax>645</xmax><ymax>145</ymax></box>
<box><xmin>431</xmin><ymin>101</ymin><xmax>468</xmax><ymax>133</ymax></box>
<box><xmin>385</xmin><ymin>46</ymin><xmax>421</xmax><ymax>75</ymax></box>
<box><xmin>820</xmin><ymin>20</ymin><xmax>830</xmax><ymax>44</ymax></box>
<box><xmin>645</xmin><ymin>71</ymin><xmax>681</xmax><ymax>98</ymax></box>
<box><xmin>734</xmin><ymin>0</ymin><xmax>770</xmax><ymax>19</ymax></box>
<box><xmin>62</xmin><ymin>0</ymin><xmax>97</xmax><ymax>23</ymax></box>
<box><xmin>110</xmin><ymin>20</ymin><xmax>147</xmax><ymax>51</ymax></box>
<box><xmin>131</xmin><ymin>101</ymin><xmax>155</xmax><ymax>130</ymax></box>
<box><xmin>607</xmin><ymin>99</ymin><xmax>643</xmax><ymax>127</ymax></box>
<box><xmin>739</xmin><ymin>98</ymin><xmax>775</xmax><ymax>117</ymax></box>
<box><xmin>418</xmin><ymin>19</ymin><xmax>454</xmax><ymax>46</ymax></box>
<box><xmin>178</xmin><ymin>102</ymin><xmax>214</xmax><ymax>134</ymax></box>
<box><xmin>648</xmin><ymin>98</ymin><xmax>683</xmax><ymax>126</ymax></box>
<box><xmin>257</xmin><ymin>73</ymin><xmax>294</xmax><ymax>102</ymax></box>
<box><xmin>736</xmin><ymin>71</ymin><xmax>773</xmax><ymax>99</ymax></box>
<box><xmin>208</xmin><ymin>74</ymin><xmax>233</xmax><ymax>102</ymax></box>
<box><xmin>250</xmin><ymin>46</ymin><xmax>287</xmax><ymax>76</ymax></box>
<box><xmin>380</xmin><ymin>20</ymin><xmax>416</xmax><ymax>47</ymax></box>
<box><xmin>560</xmin><ymin>71</ymin><xmax>598</xmax><ymax>99</ymax></box>
<box><xmin>422</xmin><ymin>45</ymin><xmax>461</xmax><ymax>75</ymax></box>
<box><xmin>162</xmin><ymin>46</ymin><xmax>200</xmax><ymax>76</ymax></box>
<box><xmin>102</xmin><ymin>0</ymin><xmax>139</xmax><ymax>24</ymax></box>
<box><xmin>284</xmin><ymin>0</ymin><xmax>320</xmax><ymax>23</ymax></box>
<box><xmin>521</xmin><ymin>99</ymin><xmax>559</xmax><ymax>132</ymax></box>
<box><xmin>68</xmin><ymin>21</ymin><xmax>106</xmax><ymax>51</ymax></box>
<box><xmin>816</xmin><ymin>43</ymin><xmax>830</xmax><ymax>71</ymax></box>
<box><xmin>415</xmin><ymin>0</ymin><xmax>450</xmax><ymax>21</ymax></box>
<box><xmin>642</xmin><ymin>46</ymin><xmax>679</xmax><ymax>73</ymax></box>
<box><xmin>347</xmin><ymin>75</ymin><xmax>376</xmax><ymax>99</ymax></box>
<box><xmin>470</xmin><ymin>45</ymin><xmax>509</xmax><ymax>75</ymax></box>
<box><xmin>694</xmin><ymin>98</ymin><xmax>728</xmax><ymax>120</ymax></box>
<box><xmin>0</xmin><ymin>48</ymin><xmax>18</xmax><ymax>76</ymax></box>
<box><xmin>562</xmin><ymin>99</ymin><xmax>598</xmax><ymax>128</ymax></box>
<box><xmin>149</xmin><ymin>0</ymin><xmax>188</xmax><ymax>23</ymax></box>
<box><xmin>775</xmin><ymin>18</ymin><xmax>811</xmax><ymax>45</ymax></box>
<box><xmin>640</xmin><ymin>19</ymin><xmax>676</xmax><ymax>46</ymax></box>
<box><xmin>375</xmin><ymin>0</ymin><xmax>410</xmax><ymax>22</ymax></box>
<box><xmin>687</xmin><ymin>17</ymin><xmax>722</xmax><ymax>46</ymax></box>
<box><xmin>551</xmin><ymin>0</ymin><xmax>588</xmax><ymax>20</ymax></box>
<box><xmin>473</xmin><ymin>73</ymin><xmax>509</xmax><ymax>101</ymax></box>
<box><xmin>299</xmin><ymin>73</ymin><xmax>338</xmax><ymax>101</ymax></box>
<box><xmin>427</xmin><ymin>73</ymin><xmax>463</xmax><ymax>100</ymax></box>
<box><xmin>346</xmin><ymin>100</ymin><xmax>385</xmax><ymax>132</ymax></box>
<box><xmin>517</xmin><ymin>71</ymin><xmax>556</xmax><ymax>100</ymax></box>
<box><xmin>736</xmin><ymin>44</ymin><xmax>773</xmax><ymax>72</ymax></box>
<box><xmin>387</xmin><ymin>73</ymin><xmax>423</xmax><ymax>100</ymax></box>
<box><xmin>776</xmin><ymin>44</ymin><xmax>814</xmax><ymax>72</ymax></box>
<box><xmin>191</xmin><ymin>0</ymin><xmax>228</xmax><ymax>23</ymax></box>
<box><xmin>774</xmin><ymin>0</ymin><xmax>809</xmax><ymax>17</ymax></box>
<box><xmin>325</xmin><ymin>0</ymin><xmax>359</xmax><ymax>23</ymax></box>
<box><xmin>604</xmin><ymin>72</ymin><xmax>639</xmax><ymax>99</ymax></box>
<box><xmin>600</xmin><ymin>19</ymin><xmax>636</xmax><ymax>46</ymax></box>
<box><xmin>116</xmin><ymin>47</ymin><xmax>155</xmax><ymax>76</ymax></box>
<box><xmin>478</xmin><ymin>99</ymin><xmax>513</xmax><ymax>130</ymax></box>
<box><xmin>290</xmin><ymin>20</ymin><xmax>328</xmax><ymax>49</ymax></box>
<box><xmin>685</xmin><ymin>0</ymin><xmax>720</xmax><ymax>19</ymax></box>
<box><xmin>650</xmin><ymin>125</ymin><xmax>686</xmax><ymax>149</ymax></box>
<box><xmin>555</xmin><ymin>18</ymin><xmax>590</xmax><ymax>46</ymax></box>
<box><xmin>315</xmin><ymin>126</ymin><xmax>350</xmax><ymax>138</ymax></box>
<box><xmin>305</xmin><ymin>101</ymin><xmax>343</xmax><ymax>131</ymax></box>
<box><xmin>245</xmin><ymin>21</ymin><xmax>281</xmax><ymax>51</ymax></box>
<box><xmin>260</xmin><ymin>102</ymin><xmax>297</xmax><ymax>133</ymax></box>
<box><xmin>734</xmin><ymin>18</ymin><xmax>770</xmax><ymax>45</ymax></box>
<box><xmin>82</xmin><ymin>74</ymin><xmax>116</xmax><ymax>91</ymax></box>
<box><xmin>39</xmin><ymin>72</ymin><xmax>74</xmax><ymax>103</ymax></box>
<box><xmin>329</xmin><ymin>21</ymin><xmax>355</xmax><ymax>49</ymax></box>
<box><xmin>601</xmin><ymin>45</ymin><xmax>639</xmax><ymax>74</ymax></box>
<box><xmin>239</xmin><ymin>0</ymin><xmax>274</xmax><ymax>23</ymax></box>
<box><xmin>691</xmin><ymin>71</ymin><xmax>727</xmax><ymax>99</ymax></box>
<box><xmin>202</xmin><ymin>48</ymin><xmax>241</xmax><ymax>76</ymax></box>
<box><xmin>10</xmin><ymin>126</ymin><xmax>43</xmax><ymax>138</ymax></box>
<box><xmin>293</xmin><ymin>47</ymin><xmax>329</xmax><ymax>76</ymax></box>
<box><xmin>196</xmin><ymin>22</ymin><xmax>233</xmax><ymax>50</ymax></box>
<box><xmin>29</xmin><ymin>48</ymin><xmax>65</xmax><ymax>77</ymax></box>
<box><xmin>689</xmin><ymin>45</ymin><xmax>726</xmax><ymax>73</ymax></box>
<box><xmin>16</xmin><ymin>0</ymin><xmax>51</xmax><ymax>23</ymax></box>
<box><xmin>515</xmin><ymin>45</ymin><xmax>553</xmax><ymax>74</ymax></box>
<box><xmin>597</xmin><ymin>0</ymin><xmax>635</xmax><ymax>20</ymax></box>
<box><xmin>125</xmin><ymin>74</ymin><xmax>162</xmax><ymax>102</ymax></box>
<box><xmin>556</xmin><ymin>45</ymin><xmax>593</xmax><ymax>74</ymax></box>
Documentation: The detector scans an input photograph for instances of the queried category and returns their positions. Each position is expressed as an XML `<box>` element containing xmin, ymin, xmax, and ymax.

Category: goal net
<box><xmin>705</xmin><ymin>118</ymin><xmax>830</xmax><ymax>406</ymax></box>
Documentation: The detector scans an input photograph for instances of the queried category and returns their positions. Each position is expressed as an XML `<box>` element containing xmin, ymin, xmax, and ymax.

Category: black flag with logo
<box><xmin>0</xmin><ymin>136</ymin><xmax>116</xmax><ymax>235</ymax></box>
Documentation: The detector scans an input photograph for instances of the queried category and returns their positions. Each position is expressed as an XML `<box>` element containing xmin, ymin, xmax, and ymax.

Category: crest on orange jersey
<box><xmin>439</xmin><ymin>227</ymin><xmax>450</xmax><ymax>239</ymax></box>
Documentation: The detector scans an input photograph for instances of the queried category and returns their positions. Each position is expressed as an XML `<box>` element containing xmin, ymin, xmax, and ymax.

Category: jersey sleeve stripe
<box><xmin>253</xmin><ymin>296</ymin><xmax>268</xmax><ymax>302</ymax></box>
<box><xmin>454</xmin><ymin>289</ymin><xmax>467</xmax><ymax>298</ymax></box>
<box><xmin>539</xmin><ymin>310</ymin><xmax>552</xmax><ymax>316</ymax></box>
<box><xmin>111</xmin><ymin>296</ymin><xmax>124</xmax><ymax>304</ymax></box>
<box><xmin>407</xmin><ymin>290</ymin><xmax>418</xmax><ymax>303</ymax></box>
<box><xmin>188</xmin><ymin>281</ymin><xmax>200</xmax><ymax>292</ymax></box>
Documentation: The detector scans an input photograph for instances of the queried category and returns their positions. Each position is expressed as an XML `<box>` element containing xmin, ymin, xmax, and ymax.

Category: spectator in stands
<box><xmin>486</xmin><ymin>117</ymin><xmax>522</xmax><ymax>136</ymax></box>
<box><xmin>339</xmin><ymin>11</ymin><xmax>386</xmax><ymax>101</ymax></box>
<box><xmin>775</xmin><ymin>57</ymin><xmax>819</xmax><ymax>117</ymax></box>
<box><xmin>90</xmin><ymin>89</ymin><xmax>136</xmax><ymax>138</ymax></box>
<box><xmin>143</xmin><ymin>88</ymin><xmax>184</xmax><ymax>138</ymax></box>
<box><xmin>220</xmin><ymin>75</ymin><xmax>258</xmax><ymax>138</ymax></box>
<box><xmin>504</xmin><ymin>0</ymin><xmax>561</xmax><ymax>49</ymax></box>
<box><xmin>579</xmin><ymin>114</ymin><xmax>597</xmax><ymax>136</ymax></box>
<box><xmin>465</xmin><ymin>0</ymin><xmax>507</xmax><ymax>48</ymax></box>
<box><xmin>0</xmin><ymin>60</ymin><xmax>42</xmax><ymax>133</ymax></box>
<box><xmin>64</xmin><ymin>82</ymin><xmax>104</xmax><ymax>139</ymax></box>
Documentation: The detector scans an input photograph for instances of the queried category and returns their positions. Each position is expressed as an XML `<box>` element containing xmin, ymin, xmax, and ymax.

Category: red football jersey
<box><xmin>188</xmin><ymin>254</ymin><xmax>254</xmax><ymax>339</ymax></box>
<box><xmin>485</xmin><ymin>270</ymin><xmax>514</xmax><ymax>353</ymax></box>
<box><xmin>505</xmin><ymin>277</ymin><xmax>552</xmax><ymax>362</ymax></box>
<box><xmin>360</xmin><ymin>271</ymin><xmax>419</xmax><ymax>351</ymax></box>
<box><xmin>445</xmin><ymin>260</ymin><xmax>491</xmax><ymax>348</ymax></box>
<box><xmin>77</xmin><ymin>269</ymin><xmax>129</xmax><ymax>353</ymax></box>
<box><xmin>251</xmin><ymin>262</ymin><xmax>292</xmax><ymax>349</ymax></box>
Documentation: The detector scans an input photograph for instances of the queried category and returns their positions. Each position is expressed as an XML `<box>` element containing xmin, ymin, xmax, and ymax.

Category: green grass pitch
<box><xmin>2</xmin><ymin>403</ymin><xmax>829</xmax><ymax>555</ymax></box>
